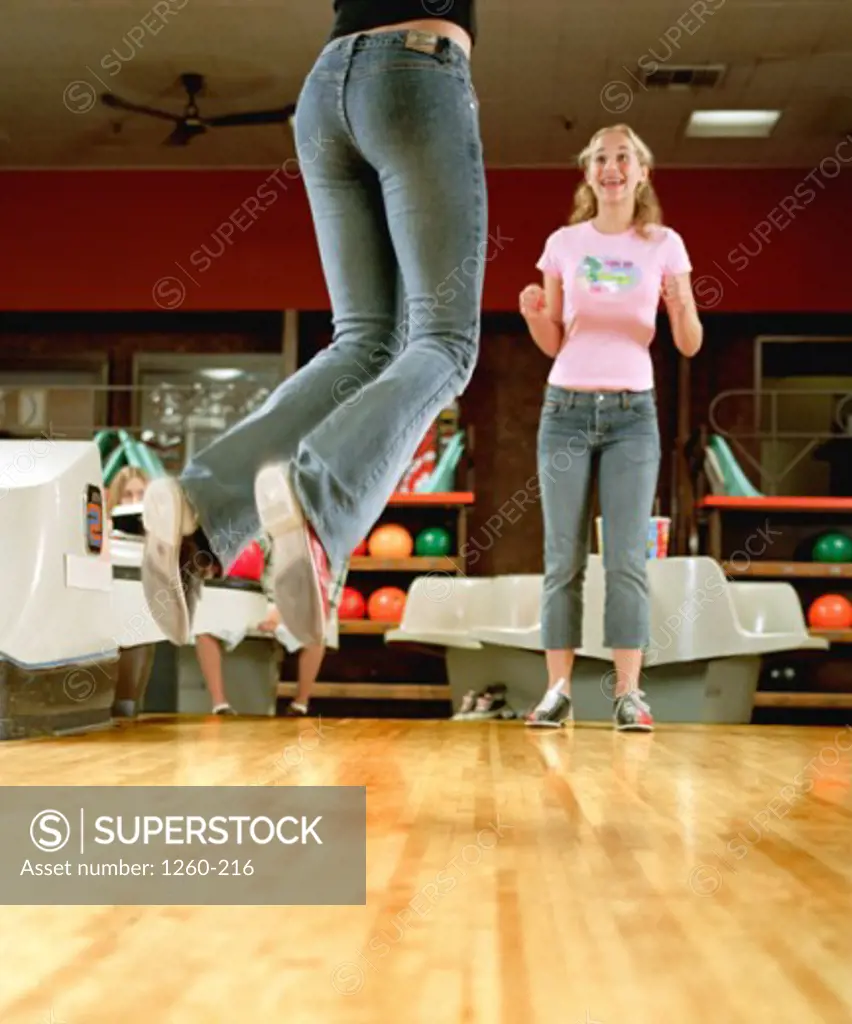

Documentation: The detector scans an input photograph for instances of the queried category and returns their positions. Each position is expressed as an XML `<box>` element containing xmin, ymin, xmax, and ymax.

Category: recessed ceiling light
<box><xmin>686</xmin><ymin>110</ymin><xmax>781</xmax><ymax>138</ymax></box>
<box><xmin>201</xmin><ymin>369</ymin><xmax>243</xmax><ymax>382</ymax></box>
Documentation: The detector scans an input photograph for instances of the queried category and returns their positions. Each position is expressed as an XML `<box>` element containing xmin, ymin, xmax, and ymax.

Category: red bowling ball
<box><xmin>227</xmin><ymin>541</ymin><xmax>265</xmax><ymax>581</ymax></box>
<box><xmin>338</xmin><ymin>586</ymin><xmax>367</xmax><ymax>620</ymax></box>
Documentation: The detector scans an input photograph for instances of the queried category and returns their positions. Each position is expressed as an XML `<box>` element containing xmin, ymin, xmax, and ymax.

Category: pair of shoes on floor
<box><xmin>141</xmin><ymin>464</ymin><xmax>330</xmax><ymax>649</ymax></box>
<box><xmin>525</xmin><ymin>686</ymin><xmax>654</xmax><ymax>731</ymax></box>
<box><xmin>452</xmin><ymin>684</ymin><xmax>516</xmax><ymax>721</ymax></box>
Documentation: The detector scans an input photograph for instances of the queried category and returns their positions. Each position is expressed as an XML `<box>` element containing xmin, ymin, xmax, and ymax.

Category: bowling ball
<box><xmin>338</xmin><ymin>586</ymin><xmax>366</xmax><ymax>620</ymax></box>
<box><xmin>351</xmin><ymin>539</ymin><xmax>368</xmax><ymax>557</ymax></box>
<box><xmin>227</xmin><ymin>541</ymin><xmax>265</xmax><ymax>581</ymax></box>
<box><xmin>414</xmin><ymin>526</ymin><xmax>452</xmax><ymax>557</ymax></box>
<box><xmin>808</xmin><ymin>593</ymin><xmax>852</xmax><ymax>630</ymax></box>
<box><xmin>367</xmin><ymin>586</ymin><xmax>407</xmax><ymax>623</ymax></box>
<box><xmin>812</xmin><ymin>532</ymin><xmax>852</xmax><ymax>563</ymax></box>
<box><xmin>368</xmin><ymin>524</ymin><xmax>413</xmax><ymax>559</ymax></box>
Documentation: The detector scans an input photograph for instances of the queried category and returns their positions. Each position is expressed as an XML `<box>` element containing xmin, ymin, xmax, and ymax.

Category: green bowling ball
<box><xmin>415</xmin><ymin>526</ymin><xmax>452</xmax><ymax>557</ymax></box>
<box><xmin>812</xmin><ymin>532</ymin><xmax>852</xmax><ymax>563</ymax></box>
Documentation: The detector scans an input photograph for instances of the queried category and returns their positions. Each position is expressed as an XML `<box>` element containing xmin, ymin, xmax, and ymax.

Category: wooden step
<box><xmin>753</xmin><ymin>691</ymin><xmax>852</xmax><ymax>708</ymax></box>
<box><xmin>277</xmin><ymin>682</ymin><xmax>451</xmax><ymax>701</ymax></box>
<box><xmin>338</xmin><ymin>620</ymin><xmax>394</xmax><ymax>635</ymax></box>
<box><xmin>809</xmin><ymin>629</ymin><xmax>852</xmax><ymax>643</ymax></box>
<box><xmin>348</xmin><ymin>556</ymin><xmax>459</xmax><ymax>572</ymax></box>
<box><xmin>724</xmin><ymin>561</ymin><xmax>852</xmax><ymax>579</ymax></box>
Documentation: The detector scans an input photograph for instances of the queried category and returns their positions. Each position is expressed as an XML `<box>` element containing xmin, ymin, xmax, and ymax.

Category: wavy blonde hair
<box><xmin>107</xmin><ymin>466</ymin><xmax>148</xmax><ymax>514</ymax></box>
<box><xmin>569</xmin><ymin>124</ymin><xmax>662</xmax><ymax>239</ymax></box>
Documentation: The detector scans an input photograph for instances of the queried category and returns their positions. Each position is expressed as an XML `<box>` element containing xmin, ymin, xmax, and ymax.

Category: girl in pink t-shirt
<box><xmin>519</xmin><ymin>123</ymin><xmax>702</xmax><ymax>732</ymax></box>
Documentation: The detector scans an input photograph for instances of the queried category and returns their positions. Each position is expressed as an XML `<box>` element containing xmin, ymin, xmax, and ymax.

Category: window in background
<box><xmin>0</xmin><ymin>361</ymin><xmax>109</xmax><ymax>439</ymax></box>
<box><xmin>132</xmin><ymin>353</ymin><xmax>287</xmax><ymax>470</ymax></box>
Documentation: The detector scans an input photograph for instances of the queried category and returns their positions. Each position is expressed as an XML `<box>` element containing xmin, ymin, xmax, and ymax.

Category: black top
<box><xmin>330</xmin><ymin>1</ymin><xmax>476</xmax><ymax>45</ymax></box>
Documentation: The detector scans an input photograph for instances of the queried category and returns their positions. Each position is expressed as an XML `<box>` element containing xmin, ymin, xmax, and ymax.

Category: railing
<box><xmin>708</xmin><ymin>388</ymin><xmax>852</xmax><ymax>493</ymax></box>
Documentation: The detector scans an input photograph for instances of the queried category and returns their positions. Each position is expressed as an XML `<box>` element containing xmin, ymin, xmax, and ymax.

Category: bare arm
<box><xmin>664</xmin><ymin>272</ymin><xmax>703</xmax><ymax>357</ymax></box>
<box><xmin>522</xmin><ymin>273</ymin><xmax>565</xmax><ymax>358</ymax></box>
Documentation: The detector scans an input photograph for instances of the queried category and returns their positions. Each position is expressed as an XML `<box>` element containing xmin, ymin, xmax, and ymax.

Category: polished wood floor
<box><xmin>0</xmin><ymin>716</ymin><xmax>850</xmax><ymax>1024</ymax></box>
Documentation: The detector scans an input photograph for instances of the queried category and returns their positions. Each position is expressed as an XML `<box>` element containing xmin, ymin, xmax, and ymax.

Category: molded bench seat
<box><xmin>389</xmin><ymin>556</ymin><xmax>825</xmax><ymax>724</ymax></box>
<box><xmin>385</xmin><ymin>576</ymin><xmax>494</xmax><ymax>650</ymax></box>
<box><xmin>469</xmin><ymin>574</ymin><xmax>542</xmax><ymax>651</ymax></box>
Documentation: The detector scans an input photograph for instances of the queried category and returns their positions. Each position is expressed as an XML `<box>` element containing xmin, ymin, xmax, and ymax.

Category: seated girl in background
<box><xmin>106</xmin><ymin>466</ymin><xmax>147</xmax><ymax>515</ymax></box>
<box><xmin>197</xmin><ymin>533</ymin><xmax>344</xmax><ymax>717</ymax></box>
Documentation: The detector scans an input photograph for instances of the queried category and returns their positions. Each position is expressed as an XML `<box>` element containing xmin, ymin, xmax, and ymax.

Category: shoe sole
<box><xmin>524</xmin><ymin>718</ymin><xmax>572</xmax><ymax>728</ymax></box>
<box><xmin>141</xmin><ymin>477</ymin><xmax>192</xmax><ymax>645</ymax></box>
<box><xmin>616</xmin><ymin>723</ymin><xmax>654</xmax><ymax>732</ymax></box>
<box><xmin>255</xmin><ymin>463</ymin><xmax>327</xmax><ymax>648</ymax></box>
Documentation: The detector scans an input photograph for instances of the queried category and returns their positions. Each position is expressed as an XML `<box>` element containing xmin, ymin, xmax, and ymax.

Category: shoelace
<box><xmin>620</xmin><ymin>689</ymin><xmax>650</xmax><ymax>713</ymax></box>
<box><xmin>535</xmin><ymin>686</ymin><xmax>567</xmax><ymax>714</ymax></box>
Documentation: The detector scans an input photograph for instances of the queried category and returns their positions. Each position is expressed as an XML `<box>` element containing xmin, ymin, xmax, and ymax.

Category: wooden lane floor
<box><xmin>0</xmin><ymin>717</ymin><xmax>850</xmax><ymax>1024</ymax></box>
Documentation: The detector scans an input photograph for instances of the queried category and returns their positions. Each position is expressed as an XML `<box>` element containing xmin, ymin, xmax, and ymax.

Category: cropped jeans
<box><xmin>179</xmin><ymin>30</ymin><xmax>488</xmax><ymax>572</ymax></box>
<box><xmin>537</xmin><ymin>385</ymin><xmax>661</xmax><ymax>651</ymax></box>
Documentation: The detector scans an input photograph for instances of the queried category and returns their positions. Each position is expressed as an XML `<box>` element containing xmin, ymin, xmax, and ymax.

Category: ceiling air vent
<box><xmin>642</xmin><ymin>64</ymin><xmax>727</xmax><ymax>90</ymax></box>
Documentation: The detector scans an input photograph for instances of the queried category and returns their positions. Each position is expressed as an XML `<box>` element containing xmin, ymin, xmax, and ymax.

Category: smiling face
<box><xmin>585</xmin><ymin>129</ymin><xmax>648</xmax><ymax>206</ymax></box>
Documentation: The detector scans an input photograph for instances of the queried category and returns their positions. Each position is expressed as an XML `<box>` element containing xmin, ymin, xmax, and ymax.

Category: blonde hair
<box><xmin>569</xmin><ymin>124</ymin><xmax>662</xmax><ymax>239</ymax></box>
<box><xmin>107</xmin><ymin>466</ymin><xmax>148</xmax><ymax>514</ymax></box>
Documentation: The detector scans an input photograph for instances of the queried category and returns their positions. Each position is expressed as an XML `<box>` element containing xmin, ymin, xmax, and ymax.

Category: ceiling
<box><xmin>2</xmin><ymin>0</ymin><xmax>852</xmax><ymax>169</ymax></box>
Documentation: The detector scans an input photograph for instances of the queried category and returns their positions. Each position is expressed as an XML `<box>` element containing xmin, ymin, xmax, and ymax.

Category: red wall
<box><xmin>2</xmin><ymin>168</ymin><xmax>851</xmax><ymax>313</ymax></box>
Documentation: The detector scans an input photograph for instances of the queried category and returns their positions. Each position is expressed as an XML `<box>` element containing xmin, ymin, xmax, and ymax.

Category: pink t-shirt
<box><xmin>536</xmin><ymin>220</ymin><xmax>692</xmax><ymax>391</ymax></box>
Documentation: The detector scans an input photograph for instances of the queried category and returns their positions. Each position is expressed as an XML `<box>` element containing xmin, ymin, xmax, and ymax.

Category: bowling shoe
<box><xmin>254</xmin><ymin>462</ymin><xmax>330</xmax><ymax>648</ymax></box>
<box><xmin>142</xmin><ymin>476</ymin><xmax>220</xmax><ymax>645</ymax></box>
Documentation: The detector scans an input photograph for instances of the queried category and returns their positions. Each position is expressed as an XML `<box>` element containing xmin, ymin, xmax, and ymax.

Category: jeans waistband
<box><xmin>544</xmin><ymin>385</ymin><xmax>656</xmax><ymax>409</ymax></box>
<box><xmin>320</xmin><ymin>29</ymin><xmax>470</xmax><ymax>71</ymax></box>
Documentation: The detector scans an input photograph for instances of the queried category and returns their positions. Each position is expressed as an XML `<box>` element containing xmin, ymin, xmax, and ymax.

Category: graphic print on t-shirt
<box><xmin>575</xmin><ymin>255</ymin><xmax>642</xmax><ymax>295</ymax></box>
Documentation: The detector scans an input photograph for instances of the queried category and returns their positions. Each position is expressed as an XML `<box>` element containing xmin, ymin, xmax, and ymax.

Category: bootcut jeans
<box><xmin>537</xmin><ymin>385</ymin><xmax>662</xmax><ymax>651</ymax></box>
<box><xmin>179</xmin><ymin>29</ymin><xmax>489</xmax><ymax>572</ymax></box>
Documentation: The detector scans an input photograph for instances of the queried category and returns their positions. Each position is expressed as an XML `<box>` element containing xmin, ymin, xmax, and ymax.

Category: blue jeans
<box><xmin>180</xmin><ymin>30</ymin><xmax>488</xmax><ymax>571</ymax></box>
<box><xmin>537</xmin><ymin>385</ymin><xmax>661</xmax><ymax>650</ymax></box>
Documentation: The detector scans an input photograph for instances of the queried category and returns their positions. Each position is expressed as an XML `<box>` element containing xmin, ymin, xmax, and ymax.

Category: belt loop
<box><xmin>621</xmin><ymin>391</ymin><xmax>629</xmax><ymax>410</ymax></box>
<box><xmin>569</xmin><ymin>391</ymin><xmax>576</xmax><ymax>409</ymax></box>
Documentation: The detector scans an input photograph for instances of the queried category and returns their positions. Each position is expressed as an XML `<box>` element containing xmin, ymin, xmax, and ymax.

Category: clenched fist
<box><xmin>662</xmin><ymin>274</ymin><xmax>691</xmax><ymax>315</ymax></box>
<box><xmin>519</xmin><ymin>284</ymin><xmax>548</xmax><ymax>320</ymax></box>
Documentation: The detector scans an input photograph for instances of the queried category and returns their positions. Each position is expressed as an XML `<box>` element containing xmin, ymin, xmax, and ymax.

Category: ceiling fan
<box><xmin>100</xmin><ymin>71</ymin><xmax>295</xmax><ymax>146</ymax></box>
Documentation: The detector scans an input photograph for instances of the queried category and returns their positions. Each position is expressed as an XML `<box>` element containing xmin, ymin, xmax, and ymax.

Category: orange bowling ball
<box><xmin>808</xmin><ymin>593</ymin><xmax>852</xmax><ymax>630</ymax></box>
<box><xmin>367</xmin><ymin>586</ymin><xmax>407</xmax><ymax>623</ymax></box>
<box><xmin>368</xmin><ymin>524</ymin><xmax>413</xmax><ymax>559</ymax></box>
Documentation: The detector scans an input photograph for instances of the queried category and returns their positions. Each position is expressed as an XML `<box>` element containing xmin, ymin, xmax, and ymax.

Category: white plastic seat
<box><xmin>385</xmin><ymin>576</ymin><xmax>493</xmax><ymax>650</ymax></box>
<box><xmin>573</xmin><ymin>556</ymin><xmax>826</xmax><ymax>665</ymax></box>
<box><xmin>450</xmin><ymin>555</ymin><xmax>828</xmax><ymax>724</ymax></box>
<box><xmin>471</xmin><ymin>575</ymin><xmax>543</xmax><ymax>650</ymax></box>
<box><xmin>728</xmin><ymin>582</ymin><xmax>827</xmax><ymax>651</ymax></box>
<box><xmin>458</xmin><ymin>557</ymin><xmax>824</xmax><ymax>664</ymax></box>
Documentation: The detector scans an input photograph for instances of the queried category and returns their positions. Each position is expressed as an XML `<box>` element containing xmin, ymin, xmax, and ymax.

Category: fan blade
<box><xmin>101</xmin><ymin>94</ymin><xmax>181</xmax><ymax>122</ymax></box>
<box><xmin>163</xmin><ymin>121</ymin><xmax>206</xmax><ymax>147</ymax></box>
<box><xmin>204</xmin><ymin>105</ymin><xmax>296</xmax><ymax>128</ymax></box>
